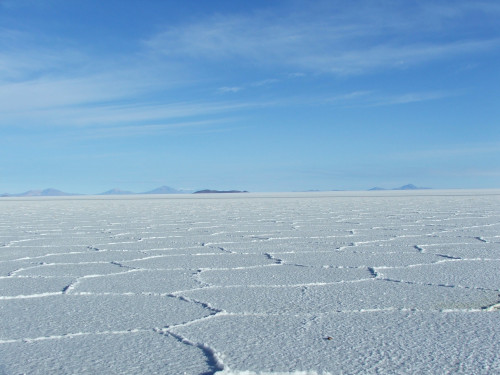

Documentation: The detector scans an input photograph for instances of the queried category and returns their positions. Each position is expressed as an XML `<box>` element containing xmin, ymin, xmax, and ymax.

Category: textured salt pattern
<box><xmin>0</xmin><ymin>191</ymin><xmax>499</xmax><ymax>374</ymax></box>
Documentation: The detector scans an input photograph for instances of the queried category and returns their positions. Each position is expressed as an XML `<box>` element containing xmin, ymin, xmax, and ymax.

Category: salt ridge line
<box><xmin>2</xmin><ymin>305</ymin><xmax>498</xmax><ymax>346</ymax></box>
<box><xmin>61</xmin><ymin>269</ymin><xmax>142</xmax><ymax>294</ymax></box>
<box><xmin>376</xmin><ymin>276</ymin><xmax>500</xmax><ymax>292</ymax></box>
<box><xmin>9</xmin><ymin>261</ymin><xmax>489</xmax><ymax>300</ymax></box>
<box><xmin>157</xmin><ymin>329</ymin><xmax>226</xmax><ymax>374</ymax></box>
<box><xmin>8</xmin><ymin>270</ymin><xmax>495</xmax><ymax>300</ymax></box>
<box><xmin>3</xmin><ymin>258</ymin><xmax>496</xmax><ymax>292</ymax></box>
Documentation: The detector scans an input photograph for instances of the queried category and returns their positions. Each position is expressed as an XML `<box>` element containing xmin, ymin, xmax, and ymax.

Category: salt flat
<box><xmin>0</xmin><ymin>190</ymin><xmax>499</xmax><ymax>374</ymax></box>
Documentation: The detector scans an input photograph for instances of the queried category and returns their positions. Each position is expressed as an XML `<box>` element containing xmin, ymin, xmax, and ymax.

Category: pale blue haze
<box><xmin>1</xmin><ymin>0</ymin><xmax>499</xmax><ymax>193</ymax></box>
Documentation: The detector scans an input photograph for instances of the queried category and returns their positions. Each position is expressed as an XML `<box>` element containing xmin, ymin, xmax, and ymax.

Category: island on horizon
<box><xmin>193</xmin><ymin>189</ymin><xmax>249</xmax><ymax>194</ymax></box>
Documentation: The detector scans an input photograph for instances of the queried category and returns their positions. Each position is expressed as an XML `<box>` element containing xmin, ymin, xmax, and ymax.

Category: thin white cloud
<box><xmin>145</xmin><ymin>1</ymin><xmax>500</xmax><ymax>75</ymax></box>
<box><xmin>218</xmin><ymin>86</ymin><xmax>243</xmax><ymax>93</ymax></box>
<box><xmin>0</xmin><ymin>88</ymin><xmax>282</xmax><ymax>129</ymax></box>
<box><xmin>66</xmin><ymin>100</ymin><xmax>274</xmax><ymax>127</ymax></box>
<box><xmin>0</xmin><ymin>43</ymin><xmax>206</xmax><ymax>129</ymax></box>
<box><xmin>0</xmin><ymin>25</ymin><xmax>196</xmax><ymax>113</ymax></box>
<box><xmin>250</xmin><ymin>79</ymin><xmax>279</xmax><ymax>87</ymax></box>
<box><xmin>0</xmin><ymin>27</ymin><xmax>93</xmax><ymax>82</ymax></box>
<box><xmin>324</xmin><ymin>90</ymin><xmax>455</xmax><ymax>107</ymax></box>
<box><xmin>1</xmin><ymin>0</ymin><xmax>498</xmax><ymax>134</ymax></box>
<box><xmin>368</xmin><ymin>91</ymin><xmax>458</xmax><ymax>106</ymax></box>
<box><xmin>299</xmin><ymin>39</ymin><xmax>500</xmax><ymax>75</ymax></box>
<box><xmin>77</xmin><ymin>119</ymin><xmax>229</xmax><ymax>139</ymax></box>
<box><xmin>419</xmin><ymin>1</ymin><xmax>500</xmax><ymax>20</ymax></box>
<box><xmin>0</xmin><ymin>76</ymin><xmax>127</xmax><ymax>111</ymax></box>
<box><xmin>326</xmin><ymin>91</ymin><xmax>372</xmax><ymax>103</ymax></box>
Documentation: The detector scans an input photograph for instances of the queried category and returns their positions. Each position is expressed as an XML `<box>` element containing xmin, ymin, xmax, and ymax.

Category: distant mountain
<box><xmin>16</xmin><ymin>188</ymin><xmax>74</xmax><ymax>197</ymax></box>
<box><xmin>142</xmin><ymin>185</ymin><xmax>191</xmax><ymax>194</ymax></box>
<box><xmin>393</xmin><ymin>184</ymin><xmax>430</xmax><ymax>190</ymax></box>
<box><xmin>193</xmin><ymin>189</ymin><xmax>249</xmax><ymax>194</ymax></box>
<box><xmin>368</xmin><ymin>184</ymin><xmax>431</xmax><ymax>191</ymax></box>
<box><xmin>0</xmin><ymin>185</ymin><xmax>194</xmax><ymax>197</ymax></box>
<box><xmin>100</xmin><ymin>188</ymin><xmax>135</xmax><ymax>195</ymax></box>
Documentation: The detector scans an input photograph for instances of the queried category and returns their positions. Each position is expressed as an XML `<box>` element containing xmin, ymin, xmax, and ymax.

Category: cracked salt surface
<box><xmin>0</xmin><ymin>190</ymin><xmax>499</xmax><ymax>374</ymax></box>
<box><xmin>2</xmin><ymin>331</ymin><xmax>213</xmax><ymax>375</ymax></box>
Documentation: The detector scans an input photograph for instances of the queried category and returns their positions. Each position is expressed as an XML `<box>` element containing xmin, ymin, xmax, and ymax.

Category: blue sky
<box><xmin>1</xmin><ymin>0</ymin><xmax>499</xmax><ymax>193</ymax></box>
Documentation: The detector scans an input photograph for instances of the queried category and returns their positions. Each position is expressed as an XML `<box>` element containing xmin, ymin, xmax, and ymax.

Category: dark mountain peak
<box><xmin>368</xmin><ymin>184</ymin><xmax>431</xmax><ymax>191</ymax></box>
<box><xmin>193</xmin><ymin>189</ymin><xmax>249</xmax><ymax>194</ymax></box>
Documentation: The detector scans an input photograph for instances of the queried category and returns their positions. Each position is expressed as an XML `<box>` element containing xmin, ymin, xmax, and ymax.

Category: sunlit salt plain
<box><xmin>1</xmin><ymin>190</ymin><xmax>499</xmax><ymax>375</ymax></box>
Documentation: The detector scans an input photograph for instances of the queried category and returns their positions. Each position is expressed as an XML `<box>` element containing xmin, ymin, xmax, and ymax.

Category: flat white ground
<box><xmin>0</xmin><ymin>190</ymin><xmax>499</xmax><ymax>374</ymax></box>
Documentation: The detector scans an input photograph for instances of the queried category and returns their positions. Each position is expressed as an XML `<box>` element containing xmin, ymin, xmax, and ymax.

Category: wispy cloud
<box><xmin>0</xmin><ymin>31</ymin><xmax>216</xmax><ymax>129</ymax></box>
<box><xmin>217</xmin><ymin>86</ymin><xmax>243</xmax><ymax>93</ymax></box>
<box><xmin>76</xmin><ymin>119</ymin><xmax>233</xmax><ymax>139</ymax></box>
<box><xmin>324</xmin><ymin>90</ymin><xmax>456</xmax><ymax>107</ymax></box>
<box><xmin>250</xmin><ymin>79</ymin><xmax>279</xmax><ymax>87</ymax></box>
<box><xmin>0</xmin><ymin>27</ymin><xmax>93</xmax><ymax>82</ymax></box>
<box><xmin>66</xmin><ymin>100</ymin><xmax>261</xmax><ymax>127</ymax></box>
<box><xmin>1</xmin><ymin>1</ymin><xmax>497</xmax><ymax>133</ymax></box>
<box><xmin>0</xmin><ymin>96</ymin><xmax>267</xmax><ymax>129</ymax></box>
<box><xmin>368</xmin><ymin>91</ymin><xmax>458</xmax><ymax>106</ymax></box>
<box><xmin>145</xmin><ymin>1</ymin><xmax>500</xmax><ymax>75</ymax></box>
<box><xmin>326</xmin><ymin>91</ymin><xmax>372</xmax><ymax>103</ymax></box>
<box><xmin>299</xmin><ymin>39</ymin><xmax>499</xmax><ymax>75</ymax></box>
<box><xmin>216</xmin><ymin>78</ymin><xmax>280</xmax><ymax>94</ymax></box>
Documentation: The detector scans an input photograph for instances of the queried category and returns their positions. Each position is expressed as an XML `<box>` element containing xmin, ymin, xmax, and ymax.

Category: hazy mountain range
<box><xmin>193</xmin><ymin>189</ymin><xmax>249</xmax><ymax>194</ymax></box>
<box><xmin>1</xmin><ymin>184</ymin><xmax>431</xmax><ymax>197</ymax></box>
<box><xmin>0</xmin><ymin>188</ymin><xmax>77</xmax><ymax>197</ymax></box>
<box><xmin>99</xmin><ymin>186</ymin><xmax>192</xmax><ymax>195</ymax></box>
<box><xmin>368</xmin><ymin>184</ymin><xmax>431</xmax><ymax>191</ymax></box>
<box><xmin>1</xmin><ymin>186</ymin><xmax>193</xmax><ymax>197</ymax></box>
